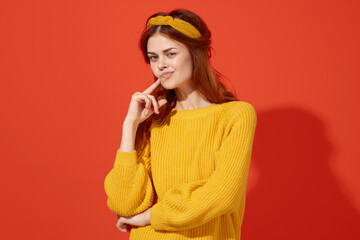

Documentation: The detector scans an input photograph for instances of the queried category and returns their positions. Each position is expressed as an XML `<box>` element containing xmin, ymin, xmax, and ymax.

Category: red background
<box><xmin>1</xmin><ymin>0</ymin><xmax>359</xmax><ymax>239</ymax></box>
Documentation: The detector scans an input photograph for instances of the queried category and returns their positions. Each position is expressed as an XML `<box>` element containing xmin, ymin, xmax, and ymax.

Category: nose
<box><xmin>157</xmin><ymin>57</ymin><xmax>168</xmax><ymax>70</ymax></box>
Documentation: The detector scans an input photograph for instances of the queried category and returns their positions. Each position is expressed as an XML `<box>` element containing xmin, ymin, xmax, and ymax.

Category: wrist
<box><xmin>123</xmin><ymin>117</ymin><xmax>139</xmax><ymax>128</ymax></box>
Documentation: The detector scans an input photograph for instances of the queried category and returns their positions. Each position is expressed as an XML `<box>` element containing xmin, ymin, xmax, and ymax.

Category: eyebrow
<box><xmin>147</xmin><ymin>47</ymin><xmax>177</xmax><ymax>55</ymax></box>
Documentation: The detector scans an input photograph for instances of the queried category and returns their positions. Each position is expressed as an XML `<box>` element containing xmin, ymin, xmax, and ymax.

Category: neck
<box><xmin>175</xmin><ymin>85</ymin><xmax>213</xmax><ymax>110</ymax></box>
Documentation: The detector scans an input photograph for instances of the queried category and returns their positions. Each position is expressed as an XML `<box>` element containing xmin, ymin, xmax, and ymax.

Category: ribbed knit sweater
<box><xmin>104</xmin><ymin>100</ymin><xmax>257</xmax><ymax>239</ymax></box>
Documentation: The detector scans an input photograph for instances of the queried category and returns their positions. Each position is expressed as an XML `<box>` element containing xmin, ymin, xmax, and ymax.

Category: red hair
<box><xmin>136</xmin><ymin>9</ymin><xmax>238</xmax><ymax>157</ymax></box>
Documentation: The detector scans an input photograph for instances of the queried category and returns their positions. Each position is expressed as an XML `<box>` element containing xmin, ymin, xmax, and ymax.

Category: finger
<box><xmin>134</xmin><ymin>94</ymin><xmax>151</xmax><ymax>113</ymax></box>
<box><xmin>142</xmin><ymin>95</ymin><xmax>154</xmax><ymax>116</ymax></box>
<box><xmin>147</xmin><ymin>95</ymin><xmax>160</xmax><ymax>114</ymax></box>
<box><xmin>142</xmin><ymin>79</ymin><xmax>161</xmax><ymax>95</ymax></box>
<box><xmin>158</xmin><ymin>98</ymin><xmax>168</xmax><ymax>108</ymax></box>
<box><xmin>116</xmin><ymin>218</ymin><xmax>122</xmax><ymax>229</ymax></box>
<box><xmin>144</xmin><ymin>95</ymin><xmax>151</xmax><ymax>110</ymax></box>
<box><xmin>143</xmin><ymin>97</ymin><xmax>151</xmax><ymax>116</ymax></box>
<box><xmin>116</xmin><ymin>219</ymin><xmax>127</xmax><ymax>232</ymax></box>
<box><xmin>120</xmin><ymin>224</ymin><xmax>129</xmax><ymax>232</ymax></box>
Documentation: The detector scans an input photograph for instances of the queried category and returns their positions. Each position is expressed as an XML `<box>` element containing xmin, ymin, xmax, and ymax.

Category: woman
<box><xmin>104</xmin><ymin>9</ymin><xmax>257</xmax><ymax>239</ymax></box>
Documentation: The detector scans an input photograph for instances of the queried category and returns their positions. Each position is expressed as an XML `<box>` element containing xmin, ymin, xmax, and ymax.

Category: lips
<box><xmin>161</xmin><ymin>72</ymin><xmax>174</xmax><ymax>78</ymax></box>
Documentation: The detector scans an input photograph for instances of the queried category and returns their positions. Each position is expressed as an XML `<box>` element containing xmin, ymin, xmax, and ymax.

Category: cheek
<box><xmin>178</xmin><ymin>58</ymin><xmax>193</xmax><ymax>76</ymax></box>
<box><xmin>150</xmin><ymin>64</ymin><xmax>158</xmax><ymax>76</ymax></box>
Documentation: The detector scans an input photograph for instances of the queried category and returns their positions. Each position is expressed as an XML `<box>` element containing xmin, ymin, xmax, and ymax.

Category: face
<box><xmin>147</xmin><ymin>32</ymin><xmax>193</xmax><ymax>90</ymax></box>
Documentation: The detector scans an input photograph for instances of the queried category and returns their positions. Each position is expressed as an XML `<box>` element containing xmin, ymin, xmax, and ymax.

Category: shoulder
<box><xmin>224</xmin><ymin>100</ymin><xmax>256</xmax><ymax>112</ymax></box>
<box><xmin>222</xmin><ymin>101</ymin><xmax>257</xmax><ymax>123</ymax></box>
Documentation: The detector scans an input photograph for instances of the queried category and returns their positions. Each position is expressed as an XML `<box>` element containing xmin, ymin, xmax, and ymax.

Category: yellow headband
<box><xmin>146</xmin><ymin>15</ymin><xmax>202</xmax><ymax>39</ymax></box>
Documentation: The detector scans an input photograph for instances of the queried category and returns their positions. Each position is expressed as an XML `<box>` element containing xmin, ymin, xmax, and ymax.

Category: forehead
<box><xmin>147</xmin><ymin>33</ymin><xmax>186</xmax><ymax>52</ymax></box>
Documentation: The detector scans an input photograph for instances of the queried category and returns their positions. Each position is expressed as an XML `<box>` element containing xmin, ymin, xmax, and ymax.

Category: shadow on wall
<box><xmin>242</xmin><ymin>107</ymin><xmax>360</xmax><ymax>239</ymax></box>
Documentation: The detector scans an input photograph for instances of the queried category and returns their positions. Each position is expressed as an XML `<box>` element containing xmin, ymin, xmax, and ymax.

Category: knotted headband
<box><xmin>146</xmin><ymin>15</ymin><xmax>202</xmax><ymax>39</ymax></box>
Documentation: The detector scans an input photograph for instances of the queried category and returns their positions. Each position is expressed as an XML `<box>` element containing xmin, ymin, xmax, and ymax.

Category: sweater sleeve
<box><xmin>104</xmin><ymin>142</ymin><xmax>155</xmax><ymax>216</ymax></box>
<box><xmin>150</xmin><ymin>102</ymin><xmax>257</xmax><ymax>231</ymax></box>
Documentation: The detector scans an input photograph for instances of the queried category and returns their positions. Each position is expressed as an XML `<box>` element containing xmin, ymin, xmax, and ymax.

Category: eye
<box><xmin>148</xmin><ymin>56</ymin><xmax>158</xmax><ymax>61</ymax></box>
<box><xmin>168</xmin><ymin>52</ymin><xmax>176</xmax><ymax>57</ymax></box>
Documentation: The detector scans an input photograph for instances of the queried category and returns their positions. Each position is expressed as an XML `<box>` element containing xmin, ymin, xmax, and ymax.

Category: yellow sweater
<box><xmin>104</xmin><ymin>100</ymin><xmax>257</xmax><ymax>239</ymax></box>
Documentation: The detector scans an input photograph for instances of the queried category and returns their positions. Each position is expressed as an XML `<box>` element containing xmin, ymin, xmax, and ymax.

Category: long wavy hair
<box><xmin>136</xmin><ymin>9</ymin><xmax>238</xmax><ymax>158</ymax></box>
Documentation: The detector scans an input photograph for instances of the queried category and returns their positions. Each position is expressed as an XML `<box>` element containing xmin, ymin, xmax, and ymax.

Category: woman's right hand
<box><xmin>125</xmin><ymin>79</ymin><xmax>168</xmax><ymax>125</ymax></box>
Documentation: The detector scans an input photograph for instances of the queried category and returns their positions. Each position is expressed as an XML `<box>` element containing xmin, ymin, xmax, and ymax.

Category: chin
<box><xmin>160</xmin><ymin>78</ymin><xmax>176</xmax><ymax>90</ymax></box>
<box><xmin>160</xmin><ymin>83</ymin><xmax>176</xmax><ymax>90</ymax></box>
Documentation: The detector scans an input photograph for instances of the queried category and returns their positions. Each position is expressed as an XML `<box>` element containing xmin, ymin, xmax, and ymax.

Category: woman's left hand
<box><xmin>116</xmin><ymin>208</ymin><xmax>152</xmax><ymax>232</ymax></box>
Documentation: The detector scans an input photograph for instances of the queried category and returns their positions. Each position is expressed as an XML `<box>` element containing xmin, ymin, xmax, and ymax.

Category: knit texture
<box><xmin>104</xmin><ymin>100</ymin><xmax>257</xmax><ymax>239</ymax></box>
